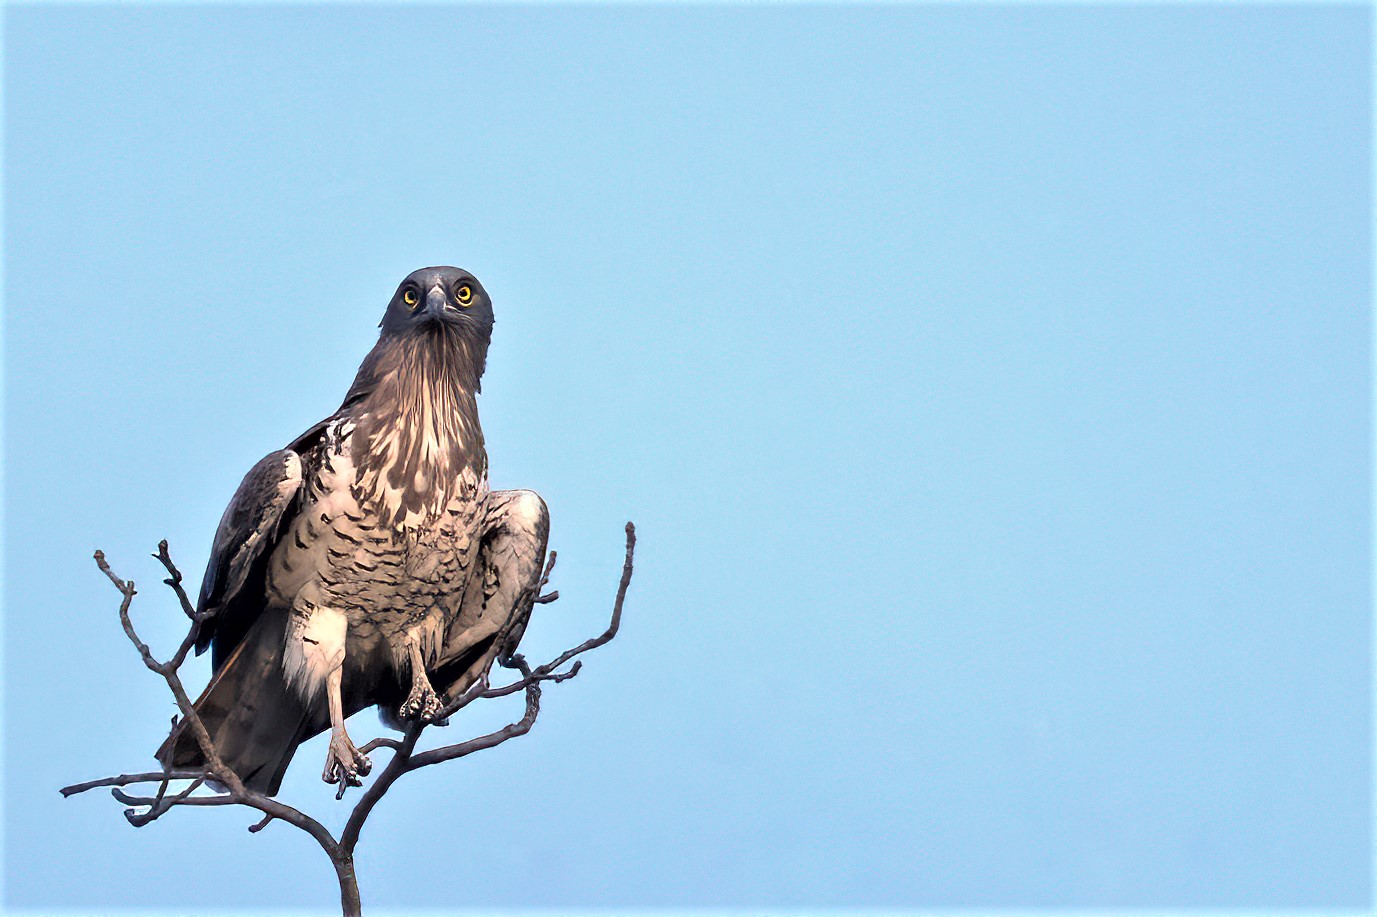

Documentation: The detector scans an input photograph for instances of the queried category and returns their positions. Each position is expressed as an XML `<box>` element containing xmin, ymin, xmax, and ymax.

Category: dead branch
<box><xmin>62</xmin><ymin>523</ymin><xmax>636</xmax><ymax>917</ymax></box>
<box><xmin>357</xmin><ymin>737</ymin><xmax>403</xmax><ymax>755</ymax></box>
<box><xmin>485</xmin><ymin>523</ymin><xmax>635</xmax><ymax>698</ymax></box>
<box><xmin>407</xmin><ymin>655</ymin><xmax>542</xmax><ymax>770</ymax></box>
<box><xmin>86</xmin><ymin>548</ymin><xmax>339</xmax><ymax>858</ymax></box>
<box><xmin>59</xmin><ymin>770</ymin><xmax>207</xmax><ymax>798</ymax></box>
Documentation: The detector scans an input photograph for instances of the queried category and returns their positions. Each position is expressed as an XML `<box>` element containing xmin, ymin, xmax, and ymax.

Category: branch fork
<box><xmin>65</xmin><ymin>523</ymin><xmax>636</xmax><ymax>917</ymax></box>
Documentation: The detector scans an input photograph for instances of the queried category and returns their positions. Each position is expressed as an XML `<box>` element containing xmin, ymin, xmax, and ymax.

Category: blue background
<box><xmin>3</xmin><ymin>3</ymin><xmax>1371</xmax><ymax>911</ymax></box>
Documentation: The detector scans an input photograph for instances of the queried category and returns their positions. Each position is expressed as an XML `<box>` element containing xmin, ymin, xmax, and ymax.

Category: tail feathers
<box><xmin>156</xmin><ymin>609</ymin><xmax>314</xmax><ymax>796</ymax></box>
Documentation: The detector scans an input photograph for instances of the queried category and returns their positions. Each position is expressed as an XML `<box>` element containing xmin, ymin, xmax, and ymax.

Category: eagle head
<box><xmin>379</xmin><ymin>266</ymin><xmax>494</xmax><ymax>338</ymax></box>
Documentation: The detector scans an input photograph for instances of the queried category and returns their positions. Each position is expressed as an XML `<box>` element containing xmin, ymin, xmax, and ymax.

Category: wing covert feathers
<box><xmin>194</xmin><ymin>449</ymin><xmax>303</xmax><ymax>660</ymax></box>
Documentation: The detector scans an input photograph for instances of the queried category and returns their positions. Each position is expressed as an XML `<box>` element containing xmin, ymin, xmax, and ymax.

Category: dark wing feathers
<box><xmin>194</xmin><ymin>449</ymin><xmax>304</xmax><ymax>667</ymax></box>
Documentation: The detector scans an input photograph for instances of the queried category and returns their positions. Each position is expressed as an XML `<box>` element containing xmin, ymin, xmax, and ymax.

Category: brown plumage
<box><xmin>158</xmin><ymin>267</ymin><xmax>549</xmax><ymax>795</ymax></box>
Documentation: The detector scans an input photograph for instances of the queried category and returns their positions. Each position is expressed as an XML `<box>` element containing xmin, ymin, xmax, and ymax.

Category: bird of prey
<box><xmin>158</xmin><ymin>267</ymin><xmax>549</xmax><ymax>795</ymax></box>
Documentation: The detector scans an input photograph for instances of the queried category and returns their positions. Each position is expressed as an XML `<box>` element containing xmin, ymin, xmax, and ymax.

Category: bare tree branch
<box><xmin>112</xmin><ymin>785</ymin><xmax>226</xmax><ymax>809</ymax></box>
<box><xmin>532</xmin><ymin>550</ymin><xmax>559</xmax><ymax>603</ymax></box>
<box><xmin>61</xmin><ymin>769</ymin><xmax>207</xmax><ymax>798</ymax></box>
<box><xmin>485</xmin><ymin>523</ymin><xmax>635</xmax><ymax>698</ymax></box>
<box><xmin>357</xmin><ymin>737</ymin><xmax>403</xmax><ymax>756</ymax></box>
<box><xmin>86</xmin><ymin>548</ymin><xmax>350</xmax><ymax>860</ymax></box>
<box><xmin>64</xmin><ymin>522</ymin><xmax>636</xmax><ymax>917</ymax></box>
<box><xmin>153</xmin><ymin>539</ymin><xmax>198</xmax><ymax>621</ymax></box>
<box><xmin>116</xmin><ymin>777</ymin><xmax>215</xmax><ymax>826</ymax></box>
<box><xmin>407</xmin><ymin>656</ymin><xmax>542</xmax><ymax>770</ymax></box>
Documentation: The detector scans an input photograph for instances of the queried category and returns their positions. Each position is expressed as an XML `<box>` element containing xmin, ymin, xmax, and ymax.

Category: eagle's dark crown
<box><xmin>379</xmin><ymin>266</ymin><xmax>494</xmax><ymax>337</ymax></box>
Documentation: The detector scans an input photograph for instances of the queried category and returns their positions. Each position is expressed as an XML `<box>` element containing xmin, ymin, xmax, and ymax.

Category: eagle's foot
<box><xmin>323</xmin><ymin>732</ymin><xmax>371</xmax><ymax>792</ymax></box>
<box><xmin>398</xmin><ymin>679</ymin><xmax>445</xmax><ymax>723</ymax></box>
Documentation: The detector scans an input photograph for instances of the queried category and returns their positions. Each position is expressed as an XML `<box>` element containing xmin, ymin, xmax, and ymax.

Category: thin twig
<box><xmin>153</xmin><ymin>539</ymin><xmax>197</xmax><ymax>621</ymax></box>
<box><xmin>95</xmin><ymin>549</ymin><xmax>244</xmax><ymax>794</ymax></box>
<box><xmin>118</xmin><ymin>776</ymin><xmax>211</xmax><ymax>826</ymax></box>
<box><xmin>68</xmin><ymin>525</ymin><xmax>635</xmax><ymax>916</ymax></box>
<box><xmin>531</xmin><ymin>552</ymin><xmax>558</xmax><ymax>603</ymax></box>
<box><xmin>538</xmin><ymin>550</ymin><xmax>557</xmax><ymax>593</ymax></box>
<box><xmin>485</xmin><ymin>523</ymin><xmax>635</xmax><ymax>698</ymax></box>
<box><xmin>357</xmin><ymin>737</ymin><xmax>404</xmax><ymax>756</ymax></box>
<box><xmin>61</xmin><ymin>770</ymin><xmax>207</xmax><ymax>798</ymax></box>
<box><xmin>432</xmin><ymin>667</ymin><xmax>492</xmax><ymax>723</ymax></box>
<box><xmin>87</xmin><ymin>548</ymin><xmax>340</xmax><ymax>856</ymax></box>
<box><xmin>114</xmin><ymin>785</ymin><xmax>230</xmax><ymax>809</ymax></box>
<box><xmin>485</xmin><ymin>660</ymin><xmax>583</xmax><ymax>695</ymax></box>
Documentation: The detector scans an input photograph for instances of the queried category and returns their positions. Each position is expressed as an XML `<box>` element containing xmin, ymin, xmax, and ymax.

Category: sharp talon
<box><xmin>323</xmin><ymin>733</ymin><xmax>368</xmax><ymax>794</ymax></box>
<box><xmin>399</xmin><ymin>680</ymin><xmax>445</xmax><ymax>723</ymax></box>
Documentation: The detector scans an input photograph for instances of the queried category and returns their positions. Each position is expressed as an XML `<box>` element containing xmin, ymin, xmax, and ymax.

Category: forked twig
<box><xmin>62</xmin><ymin>524</ymin><xmax>636</xmax><ymax>917</ymax></box>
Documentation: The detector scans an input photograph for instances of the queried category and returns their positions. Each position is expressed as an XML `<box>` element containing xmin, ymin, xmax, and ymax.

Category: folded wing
<box><xmin>195</xmin><ymin>449</ymin><xmax>304</xmax><ymax>669</ymax></box>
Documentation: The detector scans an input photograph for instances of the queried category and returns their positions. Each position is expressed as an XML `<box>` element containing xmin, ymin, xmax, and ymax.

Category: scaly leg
<box><xmin>280</xmin><ymin>584</ymin><xmax>371</xmax><ymax>791</ymax></box>
<box><xmin>322</xmin><ymin>662</ymin><xmax>370</xmax><ymax>790</ymax></box>
<box><xmin>397</xmin><ymin>636</ymin><xmax>445</xmax><ymax>723</ymax></box>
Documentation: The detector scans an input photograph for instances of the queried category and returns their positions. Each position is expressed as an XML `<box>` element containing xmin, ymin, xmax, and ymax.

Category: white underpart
<box><xmin>320</xmin><ymin>423</ymin><xmax>361</xmax><ymax>517</ymax></box>
<box><xmin>283</xmin><ymin>583</ymin><xmax>348</xmax><ymax>704</ymax></box>
<box><xmin>351</xmin><ymin>376</ymin><xmax>479</xmax><ymax>531</ymax></box>
<box><xmin>278</xmin><ymin>453</ymin><xmax>302</xmax><ymax>499</ymax></box>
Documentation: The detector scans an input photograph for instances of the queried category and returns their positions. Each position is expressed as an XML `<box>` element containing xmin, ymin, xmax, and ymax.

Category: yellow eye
<box><xmin>402</xmin><ymin>289</ymin><xmax>419</xmax><ymax>307</ymax></box>
<box><xmin>455</xmin><ymin>284</ymin><xmax>473</xmax><ymax>307</ymax></box>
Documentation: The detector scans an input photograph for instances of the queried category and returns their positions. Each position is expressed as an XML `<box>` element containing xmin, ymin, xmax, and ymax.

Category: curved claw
<box><xmin>398</xmin><ymin>681</ymin><xmax>445</xmax><ymax>724</ymax></box>
<box><xmin>323</xmin><ymin>733</ymin><xmax>371</xmax><ymax>797</ymax></box>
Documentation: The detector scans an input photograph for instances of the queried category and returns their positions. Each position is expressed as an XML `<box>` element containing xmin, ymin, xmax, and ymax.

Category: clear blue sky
<box><xmin>3</xmin><ymin>3</ymin><xmax>1370</xmax><ymax>912</ymax></box>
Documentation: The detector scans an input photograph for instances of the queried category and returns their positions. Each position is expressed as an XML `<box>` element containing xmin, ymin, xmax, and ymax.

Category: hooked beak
<box><xmin>423</xmin><ymin>284</ymin><xmax>451</xmax><ymax>318</ymax></box>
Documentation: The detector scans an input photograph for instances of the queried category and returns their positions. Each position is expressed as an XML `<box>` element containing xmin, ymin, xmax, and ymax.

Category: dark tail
<box><xmin>156</xmin><ymin>609</ymin><xmax>312</xmax><ymax>796</ymax></box>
